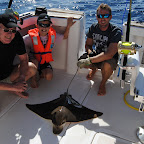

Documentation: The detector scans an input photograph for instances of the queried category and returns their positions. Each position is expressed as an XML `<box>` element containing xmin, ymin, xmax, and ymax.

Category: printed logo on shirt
<box><xmin>92</xmin><ymin>33</ymin><xmax>108</xmax><ymax>53</ymax></box>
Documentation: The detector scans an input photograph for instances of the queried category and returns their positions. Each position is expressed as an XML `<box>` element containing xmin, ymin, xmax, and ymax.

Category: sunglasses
<box><xmin>38</xmin><ymin>23</ymin><xmax>51</xmax><ymax>28</ymax></box>
<box><xmin>97</xmin><ymin>14</ymin><xmax>110</xmax><ymax>18</ymax></box>
<box><xmin>1</xmin><ymin>28</ymin><xmax>17</xmax><ymax>33</ymax></box>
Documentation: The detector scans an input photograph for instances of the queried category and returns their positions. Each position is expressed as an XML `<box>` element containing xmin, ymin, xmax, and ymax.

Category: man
<box><xmin>24</xmin><ymin>13</ymin><xmax>75</xmax><ymax>88</ymax></box>
<box><xmin>77</xmin><ymin>3</ymin><xmax>121</xmax><ymax>96</ymax></box>
<box><xmin>0</xmin><ymin>14</ymin><xmax>37</xmax><ymax>98</ymax></box>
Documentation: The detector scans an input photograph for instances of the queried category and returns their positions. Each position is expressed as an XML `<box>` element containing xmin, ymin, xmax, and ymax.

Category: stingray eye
<box><xmin>61</xmin><ymin>120</ymin><xmax>66</xmax><ymax>125</ymax></box>
<box><xmin>61</xmin><ymin>122</ymin><xmax>64</xmax><ymax>125</ymax></box>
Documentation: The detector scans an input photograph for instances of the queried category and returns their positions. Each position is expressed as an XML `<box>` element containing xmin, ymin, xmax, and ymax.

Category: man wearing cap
<box><xmin>0</xmin><ymin>14</ymin><xmax>37</xmax><ymax>98</ymax></box>
<box><xmin>77</xmin><ymin>3</ymin><xmax>121</xmax><ymax>96</ymax></box>
<box><xmin>24</xmin><ymin>13</ymin><xmax>75</xmax><ymax>88</ymax></box>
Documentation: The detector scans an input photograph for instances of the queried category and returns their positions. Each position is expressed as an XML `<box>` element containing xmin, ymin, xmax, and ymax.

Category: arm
<box><xmin>77</xmin><ymin>42</ymin><xmax>118</xmax><ymax>68</ymax></box>
<box><xmin>90</xmin><ymin>26</ymin><xmax>121</xmax><ymax>63</ymax></box>
<box><xmin>23</xmin><ymin>34</ymin><xmax>36</xmax><ymax>61</ymax></box>
<box><xmin>0</xmin><ymin>54</ymin><xmax>28</xmax><ymax>92</ymax></box>
<box><xmin>16</xmin><ymin>53</ymin><xmax>29</xmax><ymax>82</ymax></box>
<box><xmin>85</xmin><ymin>38</ymin><xmax>94</xmax><ymax>54</ymax></box>
<box><xmin>63</xmin><ymin>17</ymin><xmax>76</xmax><ymax>39</ymax></box>
<box><xmin>0</xmin><ymin>81</ymin><xmax>27</xmax><ymax>92</ymax></box>
<box><xmin>23</xmin><ymin>34</ymin><xmax>38</xmax><ymax>67</ymax></box>
<box><xmin>90</xmin><ymin>42</ymin><xmax>118</xmax><ymax>63</ymax></box>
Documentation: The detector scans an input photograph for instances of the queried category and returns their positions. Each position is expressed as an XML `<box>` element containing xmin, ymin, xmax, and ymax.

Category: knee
<box><xmin>102</xmin><ymin>62</ymin><xmax>112</xmax><ymax>70</ymax></box>
<box><xmin>101</xmin><ymin>62</ymin><xmax>113</xmax><ymax>74</ymax></box>
<box><xmin>45</xmin><ymin>73</ymin><xmax>53</xmax><ymax>81</ymax></box>
<box><xmin>28</xmin><ymin>62</ymin><xmax>37</xmax><ymax>77</ymax></box>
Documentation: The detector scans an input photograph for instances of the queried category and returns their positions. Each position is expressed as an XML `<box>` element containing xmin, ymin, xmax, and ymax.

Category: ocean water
<box><xmin>0</xmin><ymin>0</ymin><xmax>144</xmax><ymax>33</ymax></box>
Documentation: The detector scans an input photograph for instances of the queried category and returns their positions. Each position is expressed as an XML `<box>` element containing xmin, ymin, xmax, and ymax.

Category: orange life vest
<box><xmin>28</xmin><ymin>27</ymin><xmax>56</xmax><ymax>64</ymax></box>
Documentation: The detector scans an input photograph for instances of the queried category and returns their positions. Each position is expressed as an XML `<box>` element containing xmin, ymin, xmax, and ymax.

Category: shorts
<box><xmin>38</xmin><ymin>62</ymin><xmax>53</xmax><ymax>75</ymax></box>
<box><xmin>0</xmin><ymin>76</ymin><xmax>11</xmax><ymax>83</ymax></box>
<box><xmin>79</xmin><ymin>52</ymin><xmax>118</xmax><ymax>70</ymax></box>
<box><xmin>92</xmin><ymin>58</ymin><xmax>118</xmax><ymax>70</ymax></box>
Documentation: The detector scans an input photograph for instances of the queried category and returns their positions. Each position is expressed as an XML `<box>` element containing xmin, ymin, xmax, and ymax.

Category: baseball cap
<box><xmin>5</xmin><ymin>8</ymin><xmax>19</xmax><ymax>20</ymax></box>
<box><xmin>0</xmin><ymin>14</ymin><xmax>21</xmax><ymax>29</ymax></box>
<box><xmin>37</xmin><ymin>13</ymin><xmax>52</xmax><ymax>24</ymax></box>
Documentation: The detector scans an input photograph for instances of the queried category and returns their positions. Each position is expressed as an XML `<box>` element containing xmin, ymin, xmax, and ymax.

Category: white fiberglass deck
<box><xmin>0</xmin><ymin>69</ymin><xmax>143</xmax><ymax>144</ymax></box>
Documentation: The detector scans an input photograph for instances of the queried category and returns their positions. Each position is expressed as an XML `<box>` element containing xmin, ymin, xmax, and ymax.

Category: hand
<box><xmin>63</xmin><ymin>17</ymin><xmax>76</xmax><ymax>39</ymax></box>
<box><xmin>67</xmin><ymin>17</ymin><xmax>76</xmax><ymax>28</ymax></box>
<box><xmin>12</xmin><ymin>81</ymin><xmax>28</xmax><ymax>92</ymax></box>
<box><xmin>77</xmin><ymin>58</ymin><xmax>92</xmax><ymax>68</ymax></box>
<box><xmin>78</xmin><ymin>53</ymin><xmax>88</xmax><ymax>61</ymax></box>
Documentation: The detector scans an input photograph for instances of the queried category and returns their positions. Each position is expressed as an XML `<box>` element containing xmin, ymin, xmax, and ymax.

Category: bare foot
<box><xmin>12</xmin><ymin>91</ymin><xmax>29</xmax><ymax>98</ymax></box>
<box><xmin>97</xmin><ymin>84</ymin><xmax>106</xmax><ymax>96</ymax></box>
<box><xmin>86</xmin><ymin>69</ymin><xmax>97</xmax><ymax>80</ymax></box>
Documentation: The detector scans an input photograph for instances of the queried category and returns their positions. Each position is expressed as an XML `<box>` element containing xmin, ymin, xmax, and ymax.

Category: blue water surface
<box><xmin>0</xmin><ymin>0</ymin><xmax>144</xmax><ymax>33</ymax></box>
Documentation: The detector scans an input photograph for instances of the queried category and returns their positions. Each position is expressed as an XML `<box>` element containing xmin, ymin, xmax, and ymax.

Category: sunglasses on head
<box><xmin>38</xmin><ymin>23</ymin><xmax>51</xmax><ymax>28</ymax></box>
<box><xmin>97</xmin><ymin>14</ymin><xmax>110</xmax><ymax>18</ymax></box>
<box><xmin>1</xmin><ymin>28</ymin><xmax>17</xmax><ymax>33</ymax></box>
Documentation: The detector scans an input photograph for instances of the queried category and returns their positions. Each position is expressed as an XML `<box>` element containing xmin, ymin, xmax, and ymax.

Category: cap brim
<box><xmin>6</xmin><ymin>22</ymin><xmax>21</xmax><ymax>30</ymax></box>
<box><xmin>38</xmin><ymin>19</ymin><xmax>52</xmax><ymax>23</ymax></box>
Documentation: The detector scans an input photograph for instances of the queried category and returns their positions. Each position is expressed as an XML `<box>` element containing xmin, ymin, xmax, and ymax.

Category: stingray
<box><xmin>26</xmin><ymin>92</ymin><xmax>103</xmax><ymax>134</ymax></box>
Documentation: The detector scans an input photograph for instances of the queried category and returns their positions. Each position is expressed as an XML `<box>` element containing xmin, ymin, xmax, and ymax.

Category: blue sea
<box><xmin>0</xmin><ymin>0</ymin><xmax>144</xmax><ymax>33</ymax></box>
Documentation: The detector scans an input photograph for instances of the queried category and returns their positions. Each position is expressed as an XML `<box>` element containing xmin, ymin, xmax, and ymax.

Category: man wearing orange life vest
<box><xmin>24</xmin><ymin>13</ymin><xmax>76</xmax><ymax>88</ymax></box>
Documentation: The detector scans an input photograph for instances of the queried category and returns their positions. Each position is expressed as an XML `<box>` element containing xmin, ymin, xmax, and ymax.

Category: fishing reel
<box><xmin>118</xmin><ymin>41</ymin><xmax>142</xmax><ymax>55</ymax></box>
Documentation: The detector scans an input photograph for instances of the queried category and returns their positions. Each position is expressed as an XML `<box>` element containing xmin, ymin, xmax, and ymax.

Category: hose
<box><xmin>123</xmin><ymin>90</ymin><xmax>144</xmax><ymax>111</ymax></box>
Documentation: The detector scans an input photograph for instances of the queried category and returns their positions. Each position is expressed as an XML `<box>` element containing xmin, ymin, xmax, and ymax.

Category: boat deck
<box><xmin>0</xmin><ymin>69</ymin><xmax>143</xmax><ymax>144</ymax></box>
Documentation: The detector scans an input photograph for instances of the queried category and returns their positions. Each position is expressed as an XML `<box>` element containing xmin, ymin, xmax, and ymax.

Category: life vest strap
<box><xmin>30</xmin><ymin>51</ymin><xmax>52</xmax><ymax>55</ymax></box>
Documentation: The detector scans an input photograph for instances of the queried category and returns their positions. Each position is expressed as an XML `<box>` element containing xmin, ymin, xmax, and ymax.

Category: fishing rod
<box><xmin>126</xmin><ymin>0</ymin><xmax>132</xmax><ymax>42</ymax></box>
<box><xmin>121</xmin><ymin>0</ymin><xmax>132</xmax><ymax>84</ymax></box>
<box><xmin>8</xmin><ymin>0</ymin><xmax>13</xmax><ymax>8</ymax></box>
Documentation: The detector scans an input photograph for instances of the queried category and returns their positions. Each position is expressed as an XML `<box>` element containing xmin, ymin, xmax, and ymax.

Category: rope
<box><xmin>66</xmin><ymin>67</ymin><xmax>79</xmax><ymax>94</ymax></box>
<box><xmin>123</xmin><ymin>90</ymin><xmax>144</xmax><ymax>111</ymax></box>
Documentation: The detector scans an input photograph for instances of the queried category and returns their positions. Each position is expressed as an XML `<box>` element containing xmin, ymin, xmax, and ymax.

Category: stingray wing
<box><xmin>64</xmin><ymin>94</ymin><xmax>103</xmax><ymax>122</ymax></box>
<box><xmin>26</xmin><ymin>94</ymin><xmax>103</xmax><ymax>122</ymax></box>
<box><xmin>26</xmin><ymin>96</ymin><xmax>66</xmax><ymax>119</ymax></box>
<box><xmin>66</xmin><ymin>104</ymin><xmax>103</xmax><ymax>122</ymax></box>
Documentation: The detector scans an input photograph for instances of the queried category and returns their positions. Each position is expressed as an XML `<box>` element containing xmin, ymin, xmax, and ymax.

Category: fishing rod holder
<box><xmin>118</xmin><ymin>41</ymin><xmax>144</xmax><ymax>112</ymax></box>
<box><xmin>117</xmin><ymin>41</ymin><xmax>140</xmax><ymax>90</ymax></box>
